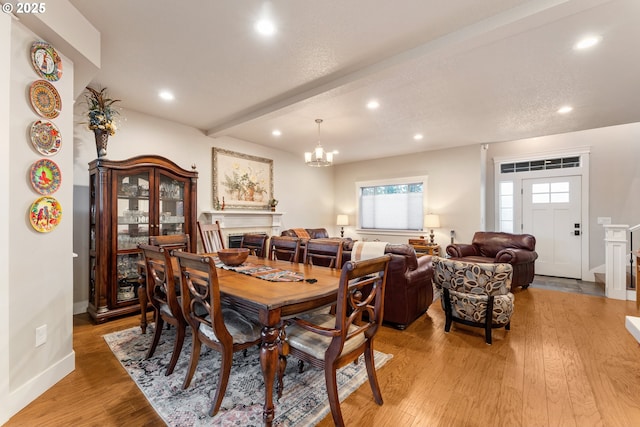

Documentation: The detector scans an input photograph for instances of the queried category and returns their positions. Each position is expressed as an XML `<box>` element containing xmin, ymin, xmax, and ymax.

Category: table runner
<box><xmin>214</xmin><ymin>258</ymin><xmax>304</xmax><ymax>282</ymax></box>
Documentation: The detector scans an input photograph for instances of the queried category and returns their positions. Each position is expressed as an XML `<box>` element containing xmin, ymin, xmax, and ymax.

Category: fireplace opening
<box><xmin>228</xmin><ymin>232</ymin><xmax>268</xmax><ymax>248</ymax></box>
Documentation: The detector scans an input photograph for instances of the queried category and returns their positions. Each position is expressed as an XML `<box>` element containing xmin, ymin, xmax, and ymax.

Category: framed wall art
<box><xmin>212</xmin><ymin>148</ymin><xmax>273</xmax><ymax>210</ymax></box>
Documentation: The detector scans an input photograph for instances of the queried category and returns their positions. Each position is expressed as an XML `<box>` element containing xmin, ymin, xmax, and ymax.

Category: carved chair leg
<box><xmin>146</xmin><ymin>313</ymin><xmax>163</xmax><ymax>359</ymax></box>
<box><xmin>166</xmin><ymin>323</ymin><xmax>186</xmax><ymax>375</ymax></box>
<box><xmin>209</xmin><ymin>349</ymin><xmax>233</xmax><ymax>416</ymax></box>
<box><xmin>182</xmin><ymin>335</ymin><xmax>202</xmax><ymax>389</ymax></box>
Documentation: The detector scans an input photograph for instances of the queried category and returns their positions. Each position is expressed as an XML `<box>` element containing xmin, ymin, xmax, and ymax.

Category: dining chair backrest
<box><xmin>149</xmin><ymin>233</ymin><xmax>191</xmax><ymax>252</ymax></box>
<box><xmin>282</xmin><ymin>254</ymin><xmax>392</xmax><ymax>426</ymax></box>
<box><xmin>198</xmin><ymin>220</ymin><xmax>225</xmax><ymax>253</ymax></box>
<box><xmin>172</xmin><ymin>250</ymin><xmax>262</xmax><ymax>416</ymax></box>
<box><xmin>138</xmin><ymin>243</ymin><xmax>187</xmax><ymax>375</ymax></box>
<box><xmin>241</xmin><ymin>233</ymin><xmax>268</xmax><ymax>258</ymax></box>
<box><xmin>268</xmin><ymin>236</ymin><xmax>301</xmax><ymax>263</ymax></box>
<box><xmin>172</xmin><ymin>251</ymin><xmax>227</xmax><ymax>343</ymax></box>
<box><xmin>303</xmin><ymin>238</ymin><xmax>344</xmax><ymax>269</ymax></box>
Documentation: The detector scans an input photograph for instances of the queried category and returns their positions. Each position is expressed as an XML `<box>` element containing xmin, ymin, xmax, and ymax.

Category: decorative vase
<box><xmin>94</xmin><ymin>129</ymin><xmax>109</xmax><ymax>158</ymax></box>
<box><xmin>270</xmin><ymin>206</ymin><xmax>276</xmax><ymax>212</ymax></box>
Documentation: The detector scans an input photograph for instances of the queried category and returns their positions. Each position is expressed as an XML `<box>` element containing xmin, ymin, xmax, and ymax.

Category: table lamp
<box><xmin>337</xmin><ymin>214</ymin><xmax>349</xmax><ymax>238</ymax></box>
<box><xmin>424</xmin><ymin>214</ymin><xmax>440</xmax><ymax>245</ymax></box>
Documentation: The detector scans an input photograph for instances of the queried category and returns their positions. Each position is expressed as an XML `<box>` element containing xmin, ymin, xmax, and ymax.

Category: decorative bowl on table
<box><xmin>217</xmin><ymin>248</ymin><xmax>249</xmax><ymax>266</ymax></box>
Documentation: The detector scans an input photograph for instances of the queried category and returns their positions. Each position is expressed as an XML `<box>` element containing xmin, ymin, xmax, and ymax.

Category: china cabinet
<box><xmin>88</xmin><ymin>155</ymin><xmax>197</xmax><ymax>323</ymax></box>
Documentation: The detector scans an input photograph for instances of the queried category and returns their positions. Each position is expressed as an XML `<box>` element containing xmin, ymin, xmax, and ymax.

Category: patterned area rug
<box><xmin>104</xmin><ymin>325</ymin><xmax>392</xmax><ymax>426</ymax></box>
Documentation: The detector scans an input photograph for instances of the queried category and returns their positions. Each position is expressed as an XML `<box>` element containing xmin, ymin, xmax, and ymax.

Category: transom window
<box><xmin>500</xmin><ymin>156</ymin><xmax>580</xmax><ymax>174</ymax></box>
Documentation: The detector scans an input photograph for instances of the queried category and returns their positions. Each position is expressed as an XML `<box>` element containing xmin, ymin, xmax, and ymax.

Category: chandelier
<box><xmin>304</xmin><ymin>119</ymin><xmax>333</xmax><ymax>167</ymax></box>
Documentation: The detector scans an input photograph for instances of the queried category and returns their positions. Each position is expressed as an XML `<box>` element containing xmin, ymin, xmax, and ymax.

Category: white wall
<box><xmin>334</xmin><ymin>144</ymin><xmax>483</xmax><ymax>248</ymax></box>
<box><xmin>487</xmin><ymin>123</ymin><xmax>640</xmax><ymax>270</ymax></box>
<box><xmin>0</xmin><ymin>11</ymin><xmax>12</xmax><ymax>425</ymax></box>
<box><xmin>72</xmin><ymin>108</ymin><xmax>334</xmax><ymax>308</ymax></box>
<box><xmin>3</xmin><ymin>20</ymin><xmax>76</xmax><ymax>421</ymax></box>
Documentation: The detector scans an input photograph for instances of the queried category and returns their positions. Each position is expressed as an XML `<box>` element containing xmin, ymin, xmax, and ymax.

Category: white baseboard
<box><xmin>9</xmin><ymin>350</ymin><xmax>75</xmax><ymax>418</ymax></box>
<box><xmin>73</xmin><ymin>300</ymin><xmax>88</xmax><ymax>315</ymax></box>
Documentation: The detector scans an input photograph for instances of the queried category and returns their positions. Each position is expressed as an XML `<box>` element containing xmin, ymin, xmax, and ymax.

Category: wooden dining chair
<box><xmin>240</xmin><ymin>233</ymin><xmax>268</xmax><ymax>258</ymax></box>
<box><xmin>138</xmin><ymin>243</ymin><xmax>188</xmax><ymax>376</ymax></box>
<box><xmin>268</xmin><ymin>236</ymin><xmax>301</xmax><ymax>263</ymax></box>
<box><xmin>303</xmin><ymin>238</ymin><xmax>344</xmax><ymax>269</ymax></box>
<box><xmin>279</xmin><ymin>255</ymin><xmax>392</xmax><ymax>427</ymax></box>
<box><xmin>172</xmin><ymin>251</ymin><xmax>262</xmax><ymax>417</ymax></box>
<box><xmin>198</xmin><ymin>220</ymin><xmax>225</xmax><ymax>253</ymax></box>
<box><xmin>149</xmin><ymin>233</ymin><xmax>190</xmax><ymax>252</ymax></box>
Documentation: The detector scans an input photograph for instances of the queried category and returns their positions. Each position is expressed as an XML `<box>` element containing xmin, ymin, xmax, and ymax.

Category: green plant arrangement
<box><xmin>269</xmin><ymin>198</ymin><xmax>278</xmax><ymax>207</ymax></box>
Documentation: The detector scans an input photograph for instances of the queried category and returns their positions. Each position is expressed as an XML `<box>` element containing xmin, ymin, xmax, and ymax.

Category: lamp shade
<box><xmin>336</xmin><ymin>214</ymin><xmax>349</xmax><ymax>226</ymax></box>
<box><xmin>424</xmin><ymin>214</ymin><xmax>440</xmax><ymax>229</ymax></box>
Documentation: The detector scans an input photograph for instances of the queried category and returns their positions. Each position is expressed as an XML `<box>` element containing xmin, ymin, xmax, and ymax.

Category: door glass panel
<box><xmin>159</xmin><ymin>174</ymin><xmax>185</xmax><ymax>236</ymax></box>
<box><xmin>116</xmin><ymin>171</ymin><xmax>150</xmax><ymax>250</ymax></box>
<box><xmin>116</xmin><ymin>252</ymin><xmax>142</xmax><ymax>303</ymax></box>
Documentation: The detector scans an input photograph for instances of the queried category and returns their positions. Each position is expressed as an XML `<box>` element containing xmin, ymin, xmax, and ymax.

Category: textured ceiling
<box><xmin>69</xmin><ymin>0</ymin><xmax>640</xmax><ymax>164</ymax></box>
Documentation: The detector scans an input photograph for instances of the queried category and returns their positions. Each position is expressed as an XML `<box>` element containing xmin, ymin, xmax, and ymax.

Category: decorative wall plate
<box><xmin>29</xmin><ymin>80</ymin><xmax>61</xmax><ymax>119</ymax></box>
<box><xmin>30</xmin><ymin>120</ymin><xmax>62</xmax><ymax>156</ymax></box>
<box><xmin>31</xmin><ymin>41</ymin><xmax>63</xmax><ymax>81</ymax></box>
<box><xmin>30</xmin><ymin>158</ymin><xmax>61</xmax><ymax>195</ymax></box>
<box><xmin>29</xmin><ymin>196</ymin><xmax>62</xmax><ymax>233</ymax></box>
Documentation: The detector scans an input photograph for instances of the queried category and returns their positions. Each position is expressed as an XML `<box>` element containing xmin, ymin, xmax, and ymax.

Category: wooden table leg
<box><xmin>260</xmin><ymin>324</ymin><xmax>280</xmax><ymax>426</ymax></box>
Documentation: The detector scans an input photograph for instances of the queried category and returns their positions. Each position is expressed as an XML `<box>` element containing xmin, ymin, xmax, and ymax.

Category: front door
<box><xmin>522</xmin><ymin>176</ymin><xmax>582</xmax><ymax>278</ymax></box>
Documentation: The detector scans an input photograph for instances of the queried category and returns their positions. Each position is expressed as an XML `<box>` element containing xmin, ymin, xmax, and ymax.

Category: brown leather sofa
<box><xmin>446</xmin><ymin>231</ymin><xmax>538</xmax><ymax>289</ymax></box>
<box><xmin>281</xmin><ymin>228</ymin><xmax>330</xmax><ymax>239</ymax></box>
<box><xmin>344</xmin><ymin>242</ymin><xmax>434</xmax><ymax>330</ymax></box>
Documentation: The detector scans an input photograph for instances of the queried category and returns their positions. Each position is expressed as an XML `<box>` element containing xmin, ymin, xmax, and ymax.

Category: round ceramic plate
<box><xmin>30</xmin><ymin>120</ymin><xmax>62</xmax><ymax>156</ymax></box>
<box><xmin>31</xmin><ymin>41</ymin><xmax>63</xmax><ymax>81</ymax></box>
<box><xmin>30</xmin><ymin>158</ymin><xmax>61</xmax><ymax>195</ymax></box>
<box><xmin>29</xmin><ymin>80</ymin><xmax>61</xmax><ymax>119</ymax></box>
<box><xmin>29</xmin><ymin>196</ymin><xmax>62</xmax><ymax>233</ymax></box>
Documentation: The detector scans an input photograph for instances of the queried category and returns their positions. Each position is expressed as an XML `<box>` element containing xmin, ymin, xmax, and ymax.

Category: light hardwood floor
<box><xmin>6</xmin><ymin>286</ymin><xmax>640</xmax><ymax>427</ymax></box>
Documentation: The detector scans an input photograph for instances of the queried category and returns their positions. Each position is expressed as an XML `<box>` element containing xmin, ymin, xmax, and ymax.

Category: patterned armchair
<box><xmin>432</xmin><ymin>256</ymin><xmax>514</xmax><ymax>344</ymax></box>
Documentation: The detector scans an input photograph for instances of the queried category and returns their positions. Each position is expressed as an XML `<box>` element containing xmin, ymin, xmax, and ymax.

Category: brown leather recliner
<box><xmin>446</xmin><ymin>231</ymin><xmax>538</xmax><ymax>289</ymax></box>
<box><xmin>343</xmin><ymin>242</ymin><xmax>434</xmax><ymax>330</ymax></box>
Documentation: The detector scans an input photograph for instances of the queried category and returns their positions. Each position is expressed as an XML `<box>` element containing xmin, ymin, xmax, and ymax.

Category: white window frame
<box><xmin>355</xmin><ymin>175</ymin><xmax>429</xmax><ymax>236</ymax></box>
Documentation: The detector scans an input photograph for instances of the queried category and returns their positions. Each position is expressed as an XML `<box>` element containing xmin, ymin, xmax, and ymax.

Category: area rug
<box><xmin>104</xmin><ymin>325</ymin><xmax>392</xmax><ymax>426</ymax></box>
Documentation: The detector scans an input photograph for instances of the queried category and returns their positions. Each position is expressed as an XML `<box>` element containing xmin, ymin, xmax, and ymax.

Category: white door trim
<box><xmin>493</xmin><ymin>147</ymin><xmax>591</xmax><ymax>281</ymax></box>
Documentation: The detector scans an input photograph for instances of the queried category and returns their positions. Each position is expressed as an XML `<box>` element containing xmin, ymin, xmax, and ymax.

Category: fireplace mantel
<box><xmin>201</xmin><ymin>210</ymin><xmax>284</xmax><ymax>240</ymax></box>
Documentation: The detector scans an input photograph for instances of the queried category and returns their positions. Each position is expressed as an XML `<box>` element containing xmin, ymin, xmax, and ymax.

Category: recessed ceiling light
<box><xmin>413</xmin><ymin>133</ymin><xmax>424</xmax><ymax>140</ymax></box>
<box><xmin>255</xmin><ymin>19</ymin><xmax>276</xmax><ymax>36</ymax></box>
<box><xmin>272</xmin><ymin>129</ymin><xmax>281</xmax><ymax>136</ymax></box>
<box><xmin>557</xmin><ymin>106</ymin><xmax>573</xmax><ymax>114</ymax></box>
<box><xmin>367</xmin><ymin>100</ymin><xmax>380</xmax><ymax>110</ymax></box>
<box><xmin>574</xmin><ymin>35</ymin><xmax>601</xmax><ymax>50</ymax></box>
<box><xmin>159</xmin><ymin>90</ymin><xmax>174</xmax><ymax>101</ymax></box>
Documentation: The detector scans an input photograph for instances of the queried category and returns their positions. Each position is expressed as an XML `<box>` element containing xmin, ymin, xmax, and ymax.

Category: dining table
<box><xmin>138</xmin><ymin>253</ymin><xmax>342</xmax><ymax>426</ymax></box>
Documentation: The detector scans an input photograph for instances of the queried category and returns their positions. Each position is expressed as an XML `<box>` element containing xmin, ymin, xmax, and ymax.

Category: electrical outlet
<box><xmin>35</xmin><ymin>324</ymin><xmax>47</xmax><ymax>347</ymax></box>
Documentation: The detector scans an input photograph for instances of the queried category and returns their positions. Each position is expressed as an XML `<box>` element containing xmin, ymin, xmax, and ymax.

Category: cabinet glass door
<box><xmin>115</xmin><ymin>170</ymin><xmax>149</xmax><ymax>304</ymax></box>
<box><xmin>158</xmin><ymin>173</ymin><xmax>186</xmax><ymax>236</ymax></box>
